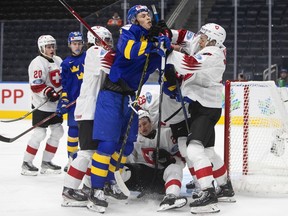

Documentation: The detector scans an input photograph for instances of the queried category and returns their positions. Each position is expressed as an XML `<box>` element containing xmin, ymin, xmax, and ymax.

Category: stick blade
<box><xmin>0</xmin><ymin>135</ymin><xmax>14</xmax><ymax>143</ymax></box>
<box><xmin>114</xmin><ymin>170</ymin><xmax>130</xmax><ymax>197</ymax></box>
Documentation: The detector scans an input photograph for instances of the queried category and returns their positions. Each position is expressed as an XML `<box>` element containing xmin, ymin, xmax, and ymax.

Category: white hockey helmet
<box><xmin>87</xmin><ymin>26</ymin><xmax>113</xmax><ymax>47</ymax></box>
<box><xmin>199</xmin><ymin>23</ymin><xmax>226</xmax><ymax>47</ymax></box>
<box><xmin>37</xmin><ymin>35</ymin><xmax>56</xmax><ymax>56</ymax></box>
<box><xmin>138</xmin><ymin>109</ymin><xmax>151</xmax><ymax>120</ymax></box>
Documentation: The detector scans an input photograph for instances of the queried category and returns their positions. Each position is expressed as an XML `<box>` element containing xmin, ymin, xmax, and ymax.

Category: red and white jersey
<box><xmin>74</xmin><ymin>45</ymin><xmax>115</xmax><ymax>121</ymax></box>
<box><xmin>171</xmin><ymin>29</ymin><xmax>201</xmax><ymax>55</ymax></box>
<box><xmin>129</xmin><ymin>127</ymin><xmax>184</xmax><ymax>169</ymax></box>
<box><xmin>28</xmin><ymin>55</ymin><xmax>62</xmax><ymax>112</ymax></box>
<box><xmin>167</xmin><ymin>45</ymin><xmax>226</xmax><ymax>108</ymax></box>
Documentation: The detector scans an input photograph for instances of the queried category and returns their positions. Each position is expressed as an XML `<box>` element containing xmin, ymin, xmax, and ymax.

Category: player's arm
<box><xmin>117</xmin><ymin>26</ymin><xmax>154</xmax><ymax>60</ymax></box>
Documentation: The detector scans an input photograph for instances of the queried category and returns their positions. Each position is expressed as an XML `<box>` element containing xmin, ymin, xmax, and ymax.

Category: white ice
<box><xmin>0</xmin><ymin>120</ymin><xmax>287</xmax><ymax>216</ymax></box>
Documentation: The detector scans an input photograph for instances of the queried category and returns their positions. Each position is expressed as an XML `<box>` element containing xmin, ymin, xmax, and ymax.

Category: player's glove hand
<box><xmin>151</xmin><ymin>36</ymin><xmax>171</xmax><ymax>57</ymax></box>
<box><xmin>56</xmin><ymin>95</ymin><xmax>69</xmax><ymax>116</ymax></box>
<box><xmin>157</xmin><ymin>20</ymin><xmax>172</xmax><ymax>40</ymax></box>
<box><xmin>45</xmin><ymin>87</ymin><xmax>60</xmax><ymax>102</ymax></box>
<box><xmin>147</xmin><ymin>25</ymin><xmax>162</xmax><ymax>42</ymax></box>
<box><xmin>152</xmin><ymin>149</ymin><xmax>176</xmax><ymax>167</ymax></box>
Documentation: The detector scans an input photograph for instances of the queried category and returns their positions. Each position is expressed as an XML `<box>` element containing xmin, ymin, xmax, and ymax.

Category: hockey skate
<box><xmin>216</xmin><ymin>179</ymin><xmax>236</xmax><ymax>203</ymax></box>
<box><xmin>186</xmin><ymin>180</ymin><xmax>196</xmax><ymax>193</ymax></box>
<box><xmin>157</xmin><ymin>194</ymin><xmax>187</xmax><ymax>211</ymax></box>
<box><xmin>81</xmin><ymin>184</ymin><xmax>91</xmax><ymax>197</ymax></box>
<box><xmin>190</xmin><ymin>187</ymin><xmax>220</xmax><ymax>214</ymax></box>
<box><xmin>21</xmin><ymin>161</ymin><xmax>38</xmax><ymax>176</ymax></box>
<box><xmin>104</xmin><ymin>181</ymin><xmax>128</xmax><ymax>200</ymax></box>
<box><xmin>87</xmin><ymin>189</ymin><xmax>108</xmax><ymax>213</ymax></box>
<box><xmin>40</xmin><ymin>161</ymin><xmax>61</xmax><ymax>174</ymax></box>
<box><xmin>61</xmin><ymin>186</ymin><xmax>88</xmax><ymax>207</ymax></box>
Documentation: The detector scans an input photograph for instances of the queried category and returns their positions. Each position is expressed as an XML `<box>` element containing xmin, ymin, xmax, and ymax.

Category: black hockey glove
<box><xmin>45</xmin><ymin>87</ymin><xmax>60</xmax><ymax>102</ymax></box>
<box><xmin>164</xmin><ymin>64</ymin><xmax>177</xmax><ymax>86</ymax></box>
<box><xmin>147</xmin><ymin>25</ymin><xmax>162</xmax><ymax>42</ymax></box>
<box><xmin>157</xmin><ymin>20</ymin><xmax>173</xmax><ymax>40</ymax></box>
<box><xmin>152</xmin><ymin>148</ymin><xmax>176</xmax><ymax>168</ymax></box>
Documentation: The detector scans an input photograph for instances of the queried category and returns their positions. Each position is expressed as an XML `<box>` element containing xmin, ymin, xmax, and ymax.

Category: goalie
<box><xmin>121</xmin><ymin>110</ymin><xmax>187</xmax><ymax>211</ymax></box>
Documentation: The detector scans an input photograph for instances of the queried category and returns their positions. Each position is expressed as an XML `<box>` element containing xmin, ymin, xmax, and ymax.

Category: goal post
<box><xmin>224</xmin><ymin>80</ymin><xmax>288</xmax><ymax>194</ymax></box>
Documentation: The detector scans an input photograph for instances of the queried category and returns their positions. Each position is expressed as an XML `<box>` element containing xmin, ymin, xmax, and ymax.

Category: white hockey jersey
<box><xmin>138</xmin><ymin>90</ymin><xmax>188</xmax><ymax>127</ymax></box>
<box><xmin>129</xmin><ymin>127</ymin><xmax>184</xmax><ymax>169</ymax></box>
<box><xmin>167</xmin><ymin>45</ymin><xmax>226</xmax><ymax>108</ymax></box>
<box><xmin>28</xmin><ymin>55</ymin><xmax>62</xmax><ymax>112</ymax></box>
<box><xmin>74</xmin><ymin>45</ymin><xmax>115</xmax><ymax>121</ymax></box>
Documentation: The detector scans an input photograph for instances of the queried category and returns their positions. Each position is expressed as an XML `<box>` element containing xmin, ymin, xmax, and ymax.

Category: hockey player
<box><xmin>166</xmin><ymin>23</ymin><xmax>235</xmax><ymax>214</ymax></box>
<box><xmin>88</xmin><ymin>4</ymin><xmax>171</xmax><ymax>213</ymax></box>
<box><xmin>61</xmin><ymin>26</ymin><xmax>115</xmax><ymax>207</ymax></box>
<box><xmin>21</xmin><ymin>35</ymin><xmax>63</xmax><ymax>176</ymax></box>
<box><xmin>122</xmin><ymin>110</ymin><xmax>187</xmax><ymax>211</ymax></box>
<box><xmin>57</xmin><ymin>31</ymin><xmax>86</xmax><ymax>172</ymax></box>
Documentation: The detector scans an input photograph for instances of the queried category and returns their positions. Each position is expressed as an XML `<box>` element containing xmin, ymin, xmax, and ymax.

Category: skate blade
<box><xmin>40</xmin><ymin>168</ymin><xmax>62</xmax><ymax>175</ymax></box>
<box><xmin>190</xmin><ymin>203</ymin><xmax>220</xmax><ymax>214</ymax></box>
<box><xmin>87</xmin><ymin>201</ymin><xmax>106</xmax><ymax>213</ymax></box>
<box><xmin>21</xmin><ymin>169</ymin><xmax>38</xmax><ymax>176</ymax></box>
<box><xmin>157</xmin><ymin>198</ymin><xmax>187</xmax><ymax>211</ymax></box>
<box><xmin>218</xmin><ymin>197</ymin><xmax>236</xmax><ymax>203</ymax></box>
<box><xmin>61</xmin><ymin>199</ymin><xmax>88</xmax><ymax>207</ymax></box>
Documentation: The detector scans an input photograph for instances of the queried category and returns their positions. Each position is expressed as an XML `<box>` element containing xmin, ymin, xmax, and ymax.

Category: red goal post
<box><xmin>224</xmin><ymin>80</ymin><xmax>288</xmax><ymax>194</ymax></box>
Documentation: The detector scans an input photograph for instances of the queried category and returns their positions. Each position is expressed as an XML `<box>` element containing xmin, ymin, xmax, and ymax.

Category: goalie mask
<box><xmin>198</xmin><ymin>23</ymin><xmax>226</xmax><ymax>47</ymax></box>
<box><xmin>68</xmin><ymin>31</ymin><xmax>84</xmax><ymax>56</ymax></box>
<box><xmin>127</xmin><ymin>5</ymin><xmax>152</xmax><ymax>24</ymax></box>
<box><xmin>37</xmin><ymin>35</ymin><xmax>56</xmax><ymax>58</ymax></box>
<box><xmin>87</xmin><ymin>26</ymin><xmax>113</xmax><ymax>48</ymax></box>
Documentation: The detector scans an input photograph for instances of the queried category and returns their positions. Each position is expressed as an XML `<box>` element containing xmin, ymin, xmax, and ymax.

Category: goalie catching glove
<box><xmin>152</xmin><ymin>148</ymin><xmax>176</xmax><ymax>168</ymax></box>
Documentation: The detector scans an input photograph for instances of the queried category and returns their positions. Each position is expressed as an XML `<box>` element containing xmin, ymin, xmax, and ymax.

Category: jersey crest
<box><xmin>49</xmin><ymin>69</ymin><xmax>61</xmax><ymax>88</ymax></box>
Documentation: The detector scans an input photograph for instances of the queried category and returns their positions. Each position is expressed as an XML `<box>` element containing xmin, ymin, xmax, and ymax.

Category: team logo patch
<box><xmin>32</xmin><ymin>79</ymin><xmax>43</xmax><ymax>84</ymax></box>
<box><xmin>186</xmin><ymin>31</ymin><xmax>194</xmax><ymax>40</ymax></box>
<box><xmin>194</xmin><ymin>54</ymin><xmax>202</xmax><ymax>60</ymax></box>
<box><xmin>145</xmin><ymin>92</ymin><xmax>152</xmax><ymax>104</ymax></box>
<box><xmin>49</xmin><ymin>69</ymin><xmax>61</xmax><ymax>88</ymax></box>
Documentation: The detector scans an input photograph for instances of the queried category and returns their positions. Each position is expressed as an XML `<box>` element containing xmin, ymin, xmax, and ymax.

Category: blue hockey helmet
<box><xmin>127</xmin><ymin>5</ymin><xmax>151</xmax><ymax>24</ymax></box>
<box><xmin>67</xmin><ymin>31</ymin><xmax>84</xmax><ymax>45</ymax></box>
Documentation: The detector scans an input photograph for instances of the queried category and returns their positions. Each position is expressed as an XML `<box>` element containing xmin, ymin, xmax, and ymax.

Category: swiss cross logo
<box><xmin>49</xmin><ymin>69</ymin><xmax>61</xmax><ymax>88</ymax></box>
<box><xmin>141</xmin><ymin>147</ymin><xmax>155</xmax><ymax>165</ymax></box>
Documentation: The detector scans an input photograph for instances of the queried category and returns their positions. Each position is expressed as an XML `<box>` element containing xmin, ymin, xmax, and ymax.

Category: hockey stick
<box><xmin>0</xmin><ymin>100</ymin><xmax>76</xmax><ymax>143</ymax></box>
<box><xmin>114</xmin><ymin>54</ymin><xmax>151</xmax><ymax>197</ymax></box>
<box><xmin>58</xmin><ymin>0</ymin><xmax>111</xmax><ymax>51</ymax></box>
<box><xmin>136</xmin><ymin>5</ymin><xmax>166</xmax><ymax>198</ymax></box>
<box><xmin>0</xmin><ymin>89</ymin><xmax>62</xmax><ymax>123</ymax></box>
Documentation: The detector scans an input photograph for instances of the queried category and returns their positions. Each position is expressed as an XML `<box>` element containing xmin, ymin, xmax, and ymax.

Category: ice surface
<box><xmin>0</xmin><ymin>120</ymin><xmax>287</xmax><ymax>216</ymax></box>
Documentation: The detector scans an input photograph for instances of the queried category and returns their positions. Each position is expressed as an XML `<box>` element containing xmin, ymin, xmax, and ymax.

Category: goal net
<box><xmin>224</xmin><ymin>80</ymin><xmax>288</xmax><ymax>194</ymax></box>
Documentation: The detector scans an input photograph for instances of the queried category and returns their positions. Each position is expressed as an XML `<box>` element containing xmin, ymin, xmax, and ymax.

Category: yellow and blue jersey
<box><xmin>60</xmin><ymin>51</ymin><xmax>86</xmax><ymax>102</ymax></box>
<box><xmin>109</xmin><ymin>24</ymin><xmax>161</xmax><ymax>90</ymax></box>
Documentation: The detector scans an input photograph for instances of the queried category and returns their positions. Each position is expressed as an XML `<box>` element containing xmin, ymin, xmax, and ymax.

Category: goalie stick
<box><xmin>0</xmin><ymin>100</ymin><xmax>76</xmax><ymax>143</ymax></box>
<box><xmin>0</xmin><ymin>89</ymin><xmax>62</xmax><ymax>123</ymax></box>
<box><xmin>58</xmin><ymin>0</ymin><xmax>111</xmax><ymax>51</ymax></box>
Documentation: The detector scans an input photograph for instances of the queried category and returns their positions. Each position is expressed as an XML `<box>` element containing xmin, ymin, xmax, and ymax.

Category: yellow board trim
<box><xmin>0</xmin><ymin>111</ymin><xmax>67</xmax><ymax>120</ymax></box>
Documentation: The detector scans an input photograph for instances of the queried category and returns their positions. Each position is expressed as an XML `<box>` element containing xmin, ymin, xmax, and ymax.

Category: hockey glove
<box><xmin>151</xmin><ymin>35</ymin><xmax>171</xmax><ymax>57</ymax></box>
<box><xmin>147</xmin><ymin>25</ymin><xmax>162</xmax><ymax>42</ymax></box>
<box><xmin>56</xmin><ymin>94</ymin><xmax>69</xmax><ymax>116</ymax></box>
<box><xmin>152</xmin><ymin>149</ymin><xmax>176</xmax><ymax>168</ymax></box>
<box><xmin>45</xmin><ymin>87</ymin><xmax>60</xmax><ymax>102</ymax></box>
<box><xmin>157</xmin><ymin>20</ymin><xmax>172</xmax><ymax>40</ymax></box>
